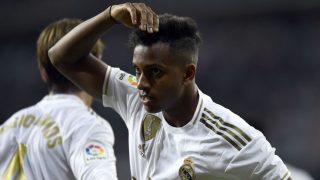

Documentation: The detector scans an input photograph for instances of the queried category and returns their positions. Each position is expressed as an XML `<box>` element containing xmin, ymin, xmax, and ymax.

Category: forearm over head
<box><xmin>48</xmin><ymin>7</ymin><xmax>116</xmax><ymax>66</ymax></box>
<box><xmin>47</xmin><ymin>2</ymin><xmax>159</xmax><ymax>100</ymax></box>
<box><xmin>48</xmin><ymin>3</ymin><xmax>159</xmax><ymax>66</ymax></box>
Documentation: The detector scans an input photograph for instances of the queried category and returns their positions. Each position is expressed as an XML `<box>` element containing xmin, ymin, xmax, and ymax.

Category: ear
<box><xmin>183</xmin><ymin>64</ymin><xmax>196</xmax><ymax>84</ymax></box>
<box><xmin>38</xmin><ymin>64</ymin><xmax>48</xmax><ymax>83</ymax></box>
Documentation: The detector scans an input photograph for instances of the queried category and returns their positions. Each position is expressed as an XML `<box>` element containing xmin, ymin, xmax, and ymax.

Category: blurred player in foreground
<box><xmin>0</xmin><ymin>19</ymin><xmax>117</xmax><ymax>179</ymax></box>
<box><xmin>49</xmin><ymin>2</ymin><xmax>291</xmax><ymax>179</ymax></box>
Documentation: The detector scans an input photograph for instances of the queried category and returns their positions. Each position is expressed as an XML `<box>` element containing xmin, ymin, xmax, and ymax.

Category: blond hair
<box><xmin>37</xmin><ymin>18</ymin><xmax>104</xmax><ymax>92</ymax></box>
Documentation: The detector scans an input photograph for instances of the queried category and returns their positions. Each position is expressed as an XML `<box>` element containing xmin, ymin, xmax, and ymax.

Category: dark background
<box><xmin>1</xmin><ymin>0</ymin><xmax>319</xmax><ymax>179</ymax></box>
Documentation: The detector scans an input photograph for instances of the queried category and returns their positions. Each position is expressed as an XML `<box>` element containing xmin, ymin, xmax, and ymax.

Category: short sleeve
<box><xmin>226</xmin><ymin>135</ymin><xmax>291</xmax><ymax>180</ymax></box>
<box><xmin>102</xmin><ymin>66</ymin><xmax>139</xmax><ymax>124</ymax></box>
<box><xmin>66</xmin><ymin>117</ymin><xmax>117</xmax><ymax>180</ymax></box>
<box><xmin>0</xmin><ymin>116</ymin><xmax>18</xmax><ymax>174</ymax></box>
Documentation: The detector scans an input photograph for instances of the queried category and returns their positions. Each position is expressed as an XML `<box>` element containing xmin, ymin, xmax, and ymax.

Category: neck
<box><xmin>49</xmin><ymin>91</ymin><xmax>92</xmax><ymax>107</ymax></box>
<box><xmin>163</xmin><ymin>84</ymin><xmax>199</xmax><ymax>127</ymax></box>
<box><xmin>76</xmin><ymin>91</ymin><xmax>93</xmax><ymax>107</ymax></box>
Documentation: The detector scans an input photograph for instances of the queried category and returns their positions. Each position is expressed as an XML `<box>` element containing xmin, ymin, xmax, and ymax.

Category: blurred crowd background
<box><xmin>0</xmin><ymin>0</ymin><xmax>319</xmax><ymax>179</ymax></box>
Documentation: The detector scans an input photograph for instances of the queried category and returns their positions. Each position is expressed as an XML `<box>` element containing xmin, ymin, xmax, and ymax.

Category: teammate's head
<box><xmin>37</xmin><ymin>18</ymin><xmax>104</xmax><ymax>93</ymax></box>
<box><xmin>129</xmin><ymin>14</ymin><xmax>201</xmax><ymax>113</ymax></box>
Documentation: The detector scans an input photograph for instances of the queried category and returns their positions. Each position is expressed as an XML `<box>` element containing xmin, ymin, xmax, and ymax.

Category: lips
<box><xmin>139</xmin><ymin>92</ymin><xmax>155</xmax><ymax>106</ymax></box>
<box><xmin>141</xmin><ymin>96</ymin><xmax>152</xmax><ymax>104</ymax></box>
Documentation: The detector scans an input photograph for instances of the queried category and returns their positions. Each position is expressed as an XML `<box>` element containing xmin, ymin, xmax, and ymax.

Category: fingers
<box><xmin>146</xmin><ymin>7</ymin><xmax>154</xmax><ymax>33</ymax></box>
<box><xmin>152</xmin><ymin>10</ymin><xmax>159</xmax><ymax>32</ymax></box>
<box><xmin>131</xmin><ymin>3</ymin><xmax>158</xmax><ymax>33</ymax></box>
<box><xmin>127</xmin><ymin>3</ymin><xmax>137</xmax><ymax>25</ymax></box>
<box><xmin>140</xmin><ymin>9</ymin><xmax>147</xmax><ymax>31</ymax></box>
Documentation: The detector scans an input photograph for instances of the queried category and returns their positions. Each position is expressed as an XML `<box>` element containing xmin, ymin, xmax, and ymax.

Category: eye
<box><xmin>135</xmin><ymin>67</ymin><xmax>141</xmax><ymax>77</ymax></box>
<box><xmin>150</xmin><ymin>68</ymin><xmax>162</xmax><ymax>78</ymax></box>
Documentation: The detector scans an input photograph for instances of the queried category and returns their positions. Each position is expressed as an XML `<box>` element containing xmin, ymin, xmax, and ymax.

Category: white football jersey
<box><xmin>0</xmin><ymin>94</ymin><xmax>117</xmax><ymax>180</ymax></box>
<box><xmin>102</xmin><ymin>67</ymin><xmax>291</xmax><ymax>180</ymax></box>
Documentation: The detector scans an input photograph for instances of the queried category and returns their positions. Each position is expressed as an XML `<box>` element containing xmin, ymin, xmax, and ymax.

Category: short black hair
<box><xmin>129</xmin><ymin>14</ymin><xmax>201</xmax><ymax>64</ymax></box>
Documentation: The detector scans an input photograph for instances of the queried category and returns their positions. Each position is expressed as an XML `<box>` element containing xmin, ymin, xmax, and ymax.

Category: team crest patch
<box><xmin>142</xmin><ymin>114</ymin><xmax>161</xmax><ymax>141</ymax></box>
<box><xmin>179</xmin><ymin>157</ymin><xmax>196</xmax><ymax>180</ymax></box>
<box><xmin>117</xmin><ymin>72</ymin><xmax>138</xmax><ymax>87</ymax></box>
<box><xmin>84</xmin><ymin>143</ymin><xmax>107</xmax><ymax>163</ymax></box>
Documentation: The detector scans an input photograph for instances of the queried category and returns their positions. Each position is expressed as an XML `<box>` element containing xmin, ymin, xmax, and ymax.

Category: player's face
<box><xmin>133</xmin><ymin>43</ymin><xmax>186</xmax><ymax>113</ymax></box>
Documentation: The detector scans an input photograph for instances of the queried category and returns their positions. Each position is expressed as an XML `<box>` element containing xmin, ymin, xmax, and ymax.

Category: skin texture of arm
<box><xmin>48</xmin><ymin>3</ymin><xmax>159</xmax><ymax>100</ymax></box>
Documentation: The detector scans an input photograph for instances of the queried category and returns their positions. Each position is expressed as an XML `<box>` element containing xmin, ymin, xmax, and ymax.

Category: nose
<box><xmin>137</xmin><ymin>73</ymin><xmax>151</xmax><ymax>91</ymax></box>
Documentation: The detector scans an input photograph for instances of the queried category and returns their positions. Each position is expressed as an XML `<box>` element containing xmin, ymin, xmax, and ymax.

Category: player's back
<box><xmin>0</xmin><ymin>94</ymin><xmax>116</xmax><ymax>180</ymax></box>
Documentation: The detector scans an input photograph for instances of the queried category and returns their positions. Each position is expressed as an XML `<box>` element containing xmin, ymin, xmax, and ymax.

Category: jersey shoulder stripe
<box><xmin>281</xmin><ymin>171</ymin><xmax>292</xmax><ymax>180</ymax></box>
<box><xmin>204</xmin><ymin>108</ymin><xmax>252</xmax><ymax>142</ymax></box>
<box><xmin>200</xmin><ymin>118</ymin><xmax>242</xmax><ymax>151</ymax></box>
<box><xmin>200</xmin><ymin>107</ymin><xmax>252</xmax><ymax>150</ymax></box>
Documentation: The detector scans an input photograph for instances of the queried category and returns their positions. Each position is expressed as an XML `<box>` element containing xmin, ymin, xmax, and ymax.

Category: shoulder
<box><xmin>81</xmin><ymin>109</ymin><xmax>115</xmax><ymax>142</ymax></box>
<box><xmin>200</xmin><ymin>94</ymin><xmax>260</xmax><ymax>148</ymax></box>
<box><xmin>105</xmin><ymin>67</ymin><xmax>138</xmax><ymax>91</ymax></box>
<box><xmin>65</xmin><ymin>106</ymin><xmax>112</xmax><ymax>132</ymax></box>
<box><xmin>199</xmin><ymin>92</ymin><xmax>288</xmax><ymax>179</ymax></box>
<box><xmin>61</xmin><ymin>107</ymin><xmax>115</xmax><ymax>148</ymax></box>
<box><xmin>0</xmin><ymin>105</ymin><xmax>38</xmax><ymax>138</ymax></box>
<box><xmin>1</xmin><ymin>104</ymin><xmax>37</xmax><ymax>126</ymax></box>
<box><xmin>37</xmin><ymin>96</ymin><xmax>114</xmax><ymax>140</ymax></box>
<box><xmin>198</xmin><ymin>91</ymin><xmax>265</xmax><ymax>159</ymax></box>
<box><xmin>103</xmin><ymin>67</ymin><xmax>140</xmax><ymax>108</ymax></box>
<box><xmin>87</xmin><ymin>108</ymin><xmax>114</xmax><ymax>133</ymax></box>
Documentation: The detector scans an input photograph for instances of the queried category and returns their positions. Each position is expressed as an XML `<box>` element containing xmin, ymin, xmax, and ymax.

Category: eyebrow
<box><xmin>132</xmin><ymin>63</ymin><xmax>165</xmax><ymax>69</ymax></box>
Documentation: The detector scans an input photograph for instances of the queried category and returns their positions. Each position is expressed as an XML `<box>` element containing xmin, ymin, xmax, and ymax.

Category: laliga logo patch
<box><xmin>128</xmin><ymin>75</ymin><xmax>138</xmax><ymax>86</ymax></box>
<box><xmin>85</xmin><ymin>143</ymin><xmax>107</xmax><ymax>163</ymax></box>
<box><xmin>86</xmin><ymin>144</ymin><xmax>104</xmax><ymax>156</ymax></box>
<box><xmin>179</xmin><ymin>157</ymin><xmax>196</xmax><ymax>180</ymax></box>
<box><xmin>117</xmin><ymin>72</ymin><xmax>138</xmax><ymax>87</ymax></box>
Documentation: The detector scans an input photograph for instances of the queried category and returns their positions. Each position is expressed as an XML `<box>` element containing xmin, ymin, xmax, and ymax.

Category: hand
<box><xmin>110</xmin><ymin>2</ymin><xmax>159</xmax><ymax>33</ymax></box>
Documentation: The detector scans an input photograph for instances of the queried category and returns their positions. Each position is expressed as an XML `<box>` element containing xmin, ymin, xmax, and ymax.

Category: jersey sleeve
<box><xmin>226</xmin><ymin>135</ymin><xmax>291</xmax><ymax>180</ymax></box>
<box><xmin>66</xmin><ymin>116</ymin><xmax>117</xmax><ymax>180</ymax></box>
<box><xmin>102</xmin><ymin>66</ymin><xmax>139</xmax><ymax>125</ymax></box>
<box><xmin>0</xmin><ymin>116</ymin><xmax>19</xmax><ymax>176</ymax></box>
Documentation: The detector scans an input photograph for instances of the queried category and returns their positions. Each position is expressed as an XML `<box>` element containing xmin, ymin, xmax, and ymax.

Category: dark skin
<box><xmin>49</xmin><ymin>2</ymin><xmax>198</xmax><ymax>127</ymax></box>
<box><xmin>133</xmin><ymin>43</ymin><xmax>198</xmax><ymax>127</ymax></box>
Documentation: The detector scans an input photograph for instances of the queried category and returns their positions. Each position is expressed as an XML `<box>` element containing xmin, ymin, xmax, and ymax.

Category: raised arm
<box><xmin>48</xmin><ymin>3</ymin><xmax>159</xmax><ymax>99</ymax></box>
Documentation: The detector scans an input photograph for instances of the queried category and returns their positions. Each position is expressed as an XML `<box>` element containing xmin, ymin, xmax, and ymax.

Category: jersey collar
<box><xmin>161</xmin><ymin>88</ymin><xmax>204</xmax><ymax>134</ymax></box>
<box><xmin>41</xmin><ymin>94</ymin><xmax>86</xmax><ymax>106</ymax></box>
